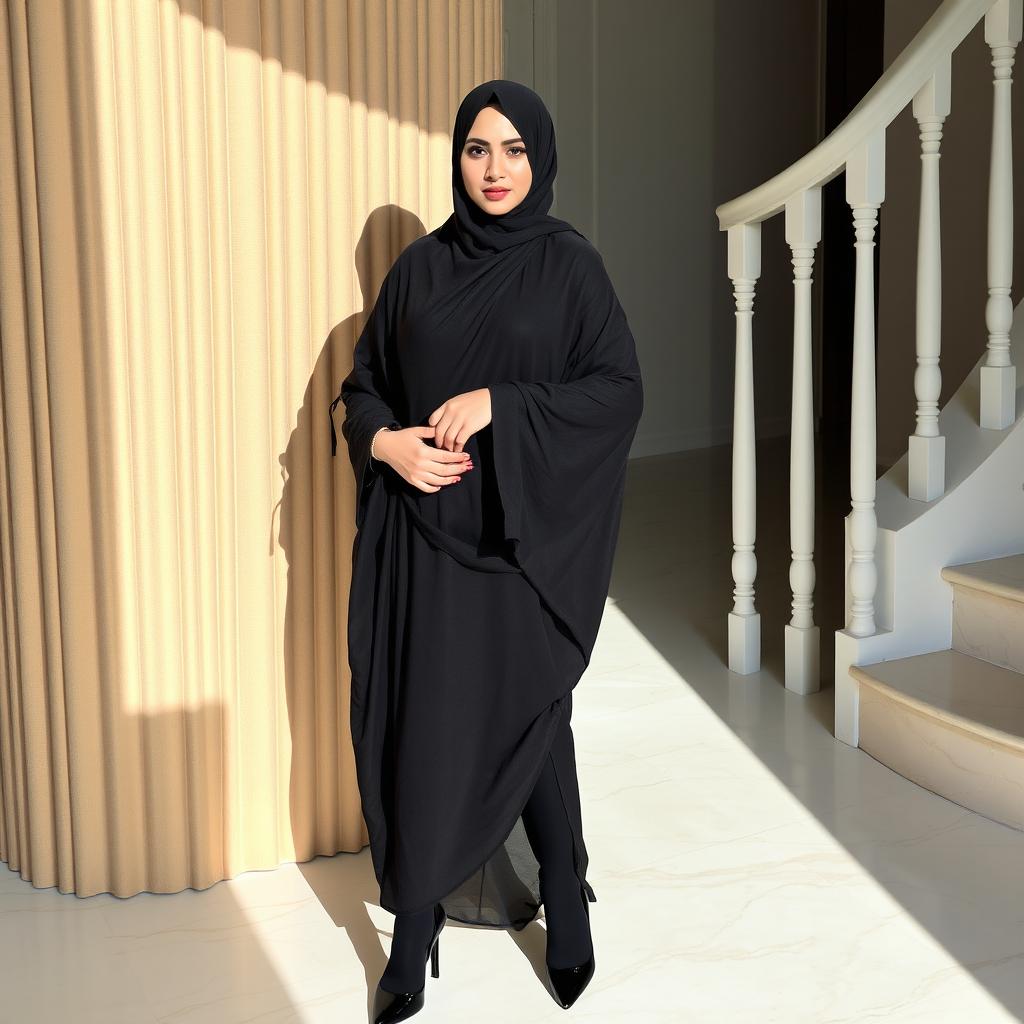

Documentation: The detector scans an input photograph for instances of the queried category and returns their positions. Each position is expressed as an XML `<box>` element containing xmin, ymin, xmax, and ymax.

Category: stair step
<box><xmin>940</xmin><ymin>553</ymin><xmax>1024</xmax><ymax>674</ymax></box>
<box><xmin>853</xmin><ymin>649</ymin><xmax>1024</xmax><ymax>831</ymax></box>
<box><xmin>940</xmin><ymin>552</ymin><xmax>1024</xmax><ymax>604</ymax></box>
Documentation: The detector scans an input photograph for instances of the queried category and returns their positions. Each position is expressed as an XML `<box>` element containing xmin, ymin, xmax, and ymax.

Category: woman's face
<box><xmin>460</xmin><ymin>104</ymin><xmax>532</xmax><ymax>215</ymax></box>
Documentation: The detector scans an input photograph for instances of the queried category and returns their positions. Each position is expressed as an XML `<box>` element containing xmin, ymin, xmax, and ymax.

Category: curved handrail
<box><xmin>715</xmin><ymin>0</ymin><xmax>995</xmax><ymax>230</ymax></box>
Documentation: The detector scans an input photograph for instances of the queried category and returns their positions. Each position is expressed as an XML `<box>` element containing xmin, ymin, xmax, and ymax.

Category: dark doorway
<box><xmin>819</xmin><ymin>0</ymin><xmax>887</xmax><ymax>449</ymax></box>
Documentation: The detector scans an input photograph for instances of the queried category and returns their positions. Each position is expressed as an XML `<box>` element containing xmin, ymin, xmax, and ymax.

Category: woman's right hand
<box><xmin>374</xmin><ymin>426</ymin><xmax>473</xmax><ymax>493</ymax></box>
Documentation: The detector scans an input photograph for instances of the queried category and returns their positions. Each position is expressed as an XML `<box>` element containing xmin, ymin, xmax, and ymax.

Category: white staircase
<box><xmin>946</xmin><ymin>554</ymin><xmax>1024</xmax><ymax>673</ymax></box>
<box><xmin>855</xmin><ymin>554</ymin><xmax>1024</xmax><ymax>831</ymax></box>
<box><xmin>714</xmin><ymin>0</ymin><xmax>1024</xmax><ymax>828</ymax></box>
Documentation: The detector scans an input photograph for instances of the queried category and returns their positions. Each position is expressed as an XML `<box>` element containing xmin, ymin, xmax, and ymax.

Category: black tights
<box><xmin>521</xmin><ymin>709</ymin><xmax>594</xmax><ymax>968</ymax></box>
<box><xmin>380</xmin><ymin>705</ymin><xmax>591</xmax><ymax>993</ymax></box>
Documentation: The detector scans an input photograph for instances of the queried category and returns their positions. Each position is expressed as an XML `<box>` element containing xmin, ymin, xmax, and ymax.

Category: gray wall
<box><xmin>505</xmin><ymin>2</ymin><xmax>1024</xmax><ymax>468</ymax></box>
<box><xmin>878</xmin><ymin>1</ymin><xmax>1024</xmax><ymax>466</ymax></box>
<box><xmin>503</xmin><ymin>0</ymin><xmax>822</xmax><ymax>458</ymax></box>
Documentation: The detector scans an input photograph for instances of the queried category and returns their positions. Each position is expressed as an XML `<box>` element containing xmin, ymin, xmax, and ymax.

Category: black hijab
<box><xmin>444</xmin><ymin>79</ymin><xmax>578</xmax><ymax>258</ymax></box>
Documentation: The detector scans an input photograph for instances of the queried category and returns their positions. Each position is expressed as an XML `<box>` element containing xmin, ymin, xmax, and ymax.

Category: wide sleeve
<box><xmin>329</xmin><ymin>266</ymin><xmax>403</xmax><ymax>530</ymax></box>
<box><xmin>487</xmin><ymin>246</ymin><xmax>644</xmax><ymax>667</ymax></box>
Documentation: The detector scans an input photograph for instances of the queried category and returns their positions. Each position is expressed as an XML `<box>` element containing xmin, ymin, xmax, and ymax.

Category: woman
<box><xmin>330</xmin><ymin>79</ymin><xmax>643</xmax><ymax>1022</ymax></box>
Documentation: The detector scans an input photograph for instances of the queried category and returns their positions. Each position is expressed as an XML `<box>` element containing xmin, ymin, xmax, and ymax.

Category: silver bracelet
<box><xmin>370</xmin><ymin>425</ymin><xmax>391</xmax><ymax>462</ymax></box>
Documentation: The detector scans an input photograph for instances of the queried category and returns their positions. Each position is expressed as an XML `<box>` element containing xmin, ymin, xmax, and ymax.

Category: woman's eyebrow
<box><xmin>465</xmin><ymin>136</ymin><xmax>525</xmax><ymax>146</ymax></box>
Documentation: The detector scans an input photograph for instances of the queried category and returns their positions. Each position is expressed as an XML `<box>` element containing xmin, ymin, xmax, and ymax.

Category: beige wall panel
<box><xmin>0</xmin><ymin>0</ymin><xmax>501</xmax><ymax>897</ymax></box>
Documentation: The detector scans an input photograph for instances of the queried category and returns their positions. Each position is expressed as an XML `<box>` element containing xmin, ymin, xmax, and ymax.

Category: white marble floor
<box><xmin>3</xmin><ymin>441</ymin><xmax>1024</xmax><ymax>1022</ymax></box>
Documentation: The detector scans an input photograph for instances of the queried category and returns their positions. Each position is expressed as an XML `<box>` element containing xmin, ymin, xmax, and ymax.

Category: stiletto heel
<box><xmin>372</xmin><ymin>903</ymin><xmax>446</xmax><ymax>1024</ymax></box>
<box><xmin>543</xmin><ymin>881</ymin><xmax>596</xmax><ymax>1010</ymax></box>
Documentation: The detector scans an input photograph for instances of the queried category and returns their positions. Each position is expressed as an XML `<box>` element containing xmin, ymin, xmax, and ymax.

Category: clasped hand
<box><xmin>373</xmin><ymin>388</ymin><xmax>492</xmax><ymax>494</ymax></box>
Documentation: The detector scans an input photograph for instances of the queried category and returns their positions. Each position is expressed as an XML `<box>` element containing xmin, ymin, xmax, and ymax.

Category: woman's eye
<box><xmin>466</xmin><ymin>145</ymin><xmax>526</xmax><ymax>157</ymax></box>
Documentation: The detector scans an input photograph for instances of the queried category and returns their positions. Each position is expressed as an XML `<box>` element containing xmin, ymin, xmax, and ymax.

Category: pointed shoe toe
<box><xmin>545</xmin><ymin>952</ymin><xmax>595</xmax><ymax>1009</ymax></box>
<box><xmin>372</xmin><ymin>984</ymin><xmax>425</xmax><ymax>1024</ymax></box>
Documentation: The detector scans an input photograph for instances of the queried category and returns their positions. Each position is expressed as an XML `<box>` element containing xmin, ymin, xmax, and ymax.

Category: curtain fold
<box><xmin>0</xmin><ymin>0</ymin><xmax>501</xmax><ymax>898</ymax></box>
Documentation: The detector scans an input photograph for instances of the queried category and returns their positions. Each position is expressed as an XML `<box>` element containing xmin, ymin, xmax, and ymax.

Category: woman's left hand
<box><xmin>427</xmin><ymin>388</ymin><xmax>493</xmax><ymax>453</ymax></box>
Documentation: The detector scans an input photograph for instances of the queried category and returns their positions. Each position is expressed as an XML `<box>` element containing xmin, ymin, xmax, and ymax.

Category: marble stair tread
<box><xmin>850</xmin><ymin>649</ymin><xmax>1024</xmax><ymax>751</ymax></box>
<box><xmin>940</xmin><ymin>552</ymin><xmax>1024</xmax><ymax>604</ymax></box>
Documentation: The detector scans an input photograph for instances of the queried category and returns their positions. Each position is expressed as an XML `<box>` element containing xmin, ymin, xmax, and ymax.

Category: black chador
<box><xmin>330</xmin><ymin>79</ymin><xmax>643</xmax><ymax>929</ymax></box>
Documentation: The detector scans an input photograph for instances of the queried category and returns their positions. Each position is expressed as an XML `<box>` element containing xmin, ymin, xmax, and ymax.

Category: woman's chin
<box><xmin>480</xmin><ymin>202</ymin><xmax>517</xmax><ymax>216</ymax></box>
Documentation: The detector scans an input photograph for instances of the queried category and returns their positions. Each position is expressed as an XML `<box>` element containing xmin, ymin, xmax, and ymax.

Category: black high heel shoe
<box><xmin>372</xmin><ymin>902</ymin><xmax>446</xmax><ymax>1024</ymax></box>
<box><xmin>544</xmin><ymin>881</ymin><xmax>596</xmax><ymax>1010</ymax></box>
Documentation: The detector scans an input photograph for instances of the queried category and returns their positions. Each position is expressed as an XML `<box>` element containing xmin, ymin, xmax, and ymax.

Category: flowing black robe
<box><xmin>331</xmin><ymin>220</ymin><xmax>643</xmax><ymax>928</ymax></box>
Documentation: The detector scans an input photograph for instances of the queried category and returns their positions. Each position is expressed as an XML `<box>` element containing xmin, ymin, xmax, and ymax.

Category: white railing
<box><xmin>715</xmin><ymin>0</ymin><xmax>1022</xmax><ymax>702</ymax></box>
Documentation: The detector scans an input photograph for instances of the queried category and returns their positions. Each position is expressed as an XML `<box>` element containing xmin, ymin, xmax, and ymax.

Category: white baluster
<box><xmin>909</xmin><ymin>57</ymin><xmax>951</xmax><ymax>501</ymax></box>
<box><xmin>784</xmin><ymin>189</ymin><xmax>821</xmax><ymax>694</ymax></box>
<box><xmin>981</xmin><ymin>0</ymin><xmax>1022</xmax><ymax>429</ymax></box>
<box><xmin>846</xmin><ymin>129</ymin><xmax>884</xmax><ymax>638</ymax></box>
<box><xmin>728</xmin><ymin>222</ymin><xmax>761</xmax><ymax>675</ymax></box>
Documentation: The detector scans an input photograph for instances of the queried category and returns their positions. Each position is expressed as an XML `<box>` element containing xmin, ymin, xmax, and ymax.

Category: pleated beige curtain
<box><xmin>0</xmin><ymin>0</ymin><xmax>501</xmax><ymax>897</ymax></box>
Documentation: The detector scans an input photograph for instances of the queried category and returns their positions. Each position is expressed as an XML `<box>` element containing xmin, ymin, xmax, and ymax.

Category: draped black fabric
<box><xmin>330</xmin><ymin>80</ymin><xmax>643</xmax><ymax>928</ymax></box>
